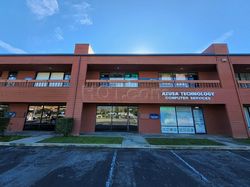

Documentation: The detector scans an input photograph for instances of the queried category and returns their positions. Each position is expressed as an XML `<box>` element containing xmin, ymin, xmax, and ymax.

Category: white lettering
<box><xmin>162</xmin><ymin>91</ymin><xmax>215</xmax><ymax>101</ymax></box>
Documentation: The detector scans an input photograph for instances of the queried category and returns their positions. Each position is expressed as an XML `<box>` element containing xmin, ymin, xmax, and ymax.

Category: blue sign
<box><xmin>149</xmin><ymin>113</ymin><xmax>159</xmax><ymax>120</ymax></box>
<box><xmin>8</xmin><ymin>112</ymin><xmax>16</xmax><ymax>118</ymax></box>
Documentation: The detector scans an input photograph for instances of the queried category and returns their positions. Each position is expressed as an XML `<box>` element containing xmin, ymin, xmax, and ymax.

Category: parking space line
<box><xmin>170</xmin><ymin>150</ymin><xmax>209</xmax><ymax>183</ymax></box>
<box><xmin>106</xmin><ymin>150</ymin><xmax>117</xmax><ymax>187</ymax></box>
<box><xmin>228</xmin><ymin>151</ymin><xmax>250</xmax><ymax>163</ymax></box>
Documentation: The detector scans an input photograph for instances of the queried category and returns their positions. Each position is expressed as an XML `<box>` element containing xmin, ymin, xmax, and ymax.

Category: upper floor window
<box><xmin>8</xmin><ymin>72</ymin><xmax>18</xmax><ymax>80</ymax></box>
<box><xmin>235</xmin><ymin>73</ymin><xmax>250</xmax><ymax>80</ymax></box>
<box><xmin>35</xmin><ymin>72</ymin><xmax>70</xmax><ymax>87</ymax></box>
<box><xmin>100</xmin><ymin>72</ymin><xmax>138</xmax><ymax>87</ymax></box>
<box><xmin>159</xmin><ymin>73</ymin><xmax>198</xmax><ymax>88</ymax></box>
<box><xmin>236</xmin><ymin>73</ymin><xmax>250</xmax><ymax>88</ymax></box>
<box><xmin>6</xmin><ymin>72</ymin><xmax>18</xmax><ymax>86</ymax></box>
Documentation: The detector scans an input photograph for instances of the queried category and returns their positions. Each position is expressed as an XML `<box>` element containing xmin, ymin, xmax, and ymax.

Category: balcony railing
<box><xmin>0</xmin><ymin>79</ymin><xmax>70</xmax><ymax>87</ymax></box>
<box><xmin>85</xmin><ymin>80</ymin><xmax>221</xmax><ymax>88</ymax></box>
<box><xmin>237</xmin><ymin>80</ymin><xmax>250</xmax><ymax>88</ymax></box>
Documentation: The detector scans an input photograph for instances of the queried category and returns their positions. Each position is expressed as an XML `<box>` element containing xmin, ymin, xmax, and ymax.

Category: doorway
<box><xmin>95</xmin><ymin>106</ymin><xmax>138</xmax><ymax>132</ymax></box>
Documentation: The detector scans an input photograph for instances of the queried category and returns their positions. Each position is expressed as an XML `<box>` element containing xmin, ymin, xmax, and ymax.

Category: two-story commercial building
<box><xmin>1</xmin><ymin>43</ymin><xmax>250</xmax><ymax>138</ymax></box>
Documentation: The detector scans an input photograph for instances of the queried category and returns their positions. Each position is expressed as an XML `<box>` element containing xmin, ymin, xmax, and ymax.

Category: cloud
<box><xmin>196</xmin><ymin>30</ymin><xmax>234</xmax><ymax>53</ymax></box>
<box><xmin>72</xmin><ymin>2</ymin><xmax>93</xmax><ymax>25</ymax></box>
<box><xmin>54</xmin><ymin>27</ymin><xmax>64</xmax><ymax>41</ymax></box>
<box><xmin>213</xmin><ymin>30</ymin><xmax>234</xmax><ymax>43</ymax></box>
<box><xmin>26</xmin><ymin>0</ymin><xmax>59</xmax><ymax>19</ymax></box>
<box><xmin>0</xmin><ymin>40</ymin><xmax>27</xmax><ymax>54</ymax></box>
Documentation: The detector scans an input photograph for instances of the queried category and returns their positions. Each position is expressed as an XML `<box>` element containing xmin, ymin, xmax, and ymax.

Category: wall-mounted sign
<box><xmin>162</xmin><ymin>91</ymin><xmax>215</xmax><ymax>101</ymax></box>
<box><xmin>149</xmin><ymin>113</ymin><xmax>159</xmax><ymax>119</ymax></box>
<box><xmin>8</xmin><ymin>112</ymin><xmax>16</xmax><ymax>118</ymax></box>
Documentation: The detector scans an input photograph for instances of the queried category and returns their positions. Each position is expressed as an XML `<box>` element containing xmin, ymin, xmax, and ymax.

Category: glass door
<box><xmin>193</xmin><ymin>107</ymin><xmax>206</xmax><ymax>133</ymax></box>
<box><xmin>41</xmin><ymin>106</ymin><xmax>59</xmax><ymax>125</ymax></box>
<box><xmin>128</xmin><ymin>106</ymin><xmax>138</xmax><ymax>131</ymax></box>
<box><xmin>25</xmin><ymin>105</ymin><xmax>43</xmax><ymax>125</ymax></box>
<box><xmin>96</xmin><ymin>106</ymin><xmax>138</xmax><ymax>132</ymax></box>
<box><xmin>112</xmin><ymin>106</ymin><xmax>128</xmax><ymax>131</ymax></box>
<box><xmin>96</xmin><ymin>106</ymin><xmax>112</xmax><ymax>131</ymax></box>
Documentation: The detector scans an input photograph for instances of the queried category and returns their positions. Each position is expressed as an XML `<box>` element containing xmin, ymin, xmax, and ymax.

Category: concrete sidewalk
<box><xmin>9</xmin><ymin>134</ymin><xmax>54</xmax><ymax>144</ymax></box>
<box><xmin>1</xmin><ymin>132</ymin><xmax>250</xmax><ymax>150</ymax></box>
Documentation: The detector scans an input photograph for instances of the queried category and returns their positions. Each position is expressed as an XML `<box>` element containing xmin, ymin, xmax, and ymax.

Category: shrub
<box><xmin>55</xmin><ymin>118</ymin><xmax>74</xmax><ymax>136</ymax></box>
<box><xmin>0</xmin><ymin>117</ymin><xmax>10</xmax><ymax>136</ymax></box>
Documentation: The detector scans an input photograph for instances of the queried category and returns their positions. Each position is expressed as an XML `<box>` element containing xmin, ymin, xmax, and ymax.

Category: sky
<box><xmin>0</xmin><ymin>0</ymin><xmax>250</xmax><ymax>54</ymax></box>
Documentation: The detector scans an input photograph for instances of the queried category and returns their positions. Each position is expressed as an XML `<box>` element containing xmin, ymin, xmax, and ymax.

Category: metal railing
<box><xmin>0</xmin><ymin>79</ymin><xmax>70</xmax><ymax>87</ymax></box>
<box><xmin>237</xmin><ymin>80</ymin><xmax>250</xmax><ymax>88</ymax></box>
<box><xmin>85</xmin><ymin>80</ymin><xmax>221</xmax><ymax>88</ymax></box>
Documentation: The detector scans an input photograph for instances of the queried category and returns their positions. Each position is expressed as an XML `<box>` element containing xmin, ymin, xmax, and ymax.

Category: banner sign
<box><xmin>162</xmin><ymin>91</ymin><xmax>215</xmax><ymax>101</ymax></box>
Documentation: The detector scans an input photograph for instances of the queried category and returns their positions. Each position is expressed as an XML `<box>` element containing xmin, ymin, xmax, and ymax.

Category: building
<box><xmin>0</xmin><ymin>43</ymin><xmax>250</xmax><ymax>138</ymax></box>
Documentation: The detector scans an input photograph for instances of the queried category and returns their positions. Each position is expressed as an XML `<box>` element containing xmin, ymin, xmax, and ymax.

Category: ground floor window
<box><xmin>0</xmin><ymin>105</ymin><xmax>8</xmax><ymax>117</ymax></box>
<box><xmin>96</xmin><ymin>105</ymin><xmax>138</xmax><ymax>132</ymax></box>
<box><xmin>24</xmin><ymin>105</ymin><xmax>66</xmax><ymax>131</ymax></box>
<box><xmin>243</xmin><ymin>106</ymin><xmax>250</xmax><ymax>129</ymax></box>
<box><xmin>160</xmin><ymin>106</ymin><xmax>206</xmax><ymax>134</ymax></box>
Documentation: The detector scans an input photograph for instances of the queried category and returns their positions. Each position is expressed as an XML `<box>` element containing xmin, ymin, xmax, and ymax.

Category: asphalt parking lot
<box><xmin>0</xmin><ymin>147</ymin><xmax>250</xmax><ymax>187</ymax></box>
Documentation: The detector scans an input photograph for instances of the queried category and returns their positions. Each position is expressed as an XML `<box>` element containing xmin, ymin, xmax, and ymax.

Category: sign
<box><xmin>162</xmin><ymin>91</ymin><xmax>215</xmax><ymax>101</ymax></box>
<box><xmin>178</xmin><ymin>127</ymin><xmax>195</xmax><ymax>134</ymax></box>
<box><xmin>161</xmin><ymin>127</ymin><xmax>178</xmax><ymax>134</ymax></box>
<box><xmin>149</xmin><ymin>113</ymin><xmax>159</xmax><ymax>119</ymax></box>
<box><xmin>8</xmin><ymin>112</ymin><xmax>16</xmax><ymax>118</ymax></box>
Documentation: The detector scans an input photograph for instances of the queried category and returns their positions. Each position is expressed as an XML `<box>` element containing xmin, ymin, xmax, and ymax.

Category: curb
<box><xmin>0</xmin><ymin>142</ymin><xmax>250</xmax><ymax>150</ymax></box>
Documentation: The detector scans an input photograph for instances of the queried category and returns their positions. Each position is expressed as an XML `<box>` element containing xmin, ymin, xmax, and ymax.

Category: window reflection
<box><xmin>96</xmin><ymin>106</ymin><xmax>138</xmax><ymax>131</ymax></box>
<box><xmin>25</xmin><ymin>105</ymin><xmax>66</xmax><ymax>130</ymax></box>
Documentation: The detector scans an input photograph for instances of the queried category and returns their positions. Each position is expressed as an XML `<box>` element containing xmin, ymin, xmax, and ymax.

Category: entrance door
<box><xmin>95</xmin><ymin>106</ymin><xmax>138</xmax><ymax>132</ymax></box>
<box><xmin>96</xmin><ymin>106</ymin><xmax>112</xmax><ymax>131</ymax></box>
<box><xmin>112</xmin><ymin>106</ymin><xmax>128</xmax><ymax>131</ymax></box>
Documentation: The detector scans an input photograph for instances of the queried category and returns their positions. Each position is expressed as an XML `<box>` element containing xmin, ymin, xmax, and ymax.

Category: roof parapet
<box><xmin>202</xmin><ymin>43</ymin><xmax>229</xmax><ymax>55</ymax></box>
<box><xmin>74</xmin><ymin>44</ymin><xmax>94</xmax><ymax>54</ymax></box>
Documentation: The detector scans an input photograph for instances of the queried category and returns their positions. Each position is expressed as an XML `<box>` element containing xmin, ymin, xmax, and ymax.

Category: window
<box><xmin>6</xmin><ymin>72</ymin><xmax>18</xmax><ymax>86</ymax></box>
<box><xmin>8</xmin><ymin>72</ymin><xmax>18</xmax><ymax>80</ymax></box>
<box><xmin>63</xmin><ymin>73</ymin><xmax>71</xmax><ymax>87</ymax></box>
<box><xmin>49</xmin><ymin>72</ymin><xmax>64</xmax><ymax>87</ymax></box>
<box><xmin>96</xmin><ymin>106</ymin><xmax>138</xmax><ymax>132</ymax></box>
<box><xmin>236</xmin><ymin>73</ymin><xmax>250</xmax><ymax>88</ymax></box>
<box><xmin>160</xmin><ymin>106</ymin><xmax>206</xmax><ymax>134</ymax></box>
<box><xmin>34</xmin><ymin>72</ymin><xmax>69</xmax><ymax>87</ymax></box>
<box><xmin>100</xmin><ymin>72</ymin><xmax>139</xmax><ymax>88</ymax></box>
<box><xmin>159</xmin><ymin>73</ymin><xmax>198</xmax><ymax>88</ymax></box>
<box><xmin>244</xmin><ymin>106</ymin><xmax>250</xmax><ymax>129</ymax></box>
<box><xmin>35</xmin><ymin>72</ymin><xmax>50</xmax><ymax>87</ymax></box>
<box><xmin>0</xmin><ymin>105</ymin><xmax>9</xmax><ymax>117</ymax></box>
<box><xmin>25</xmin><ymin>105</ymin><xmax>66</xmax><ymax>126</ymax></box>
